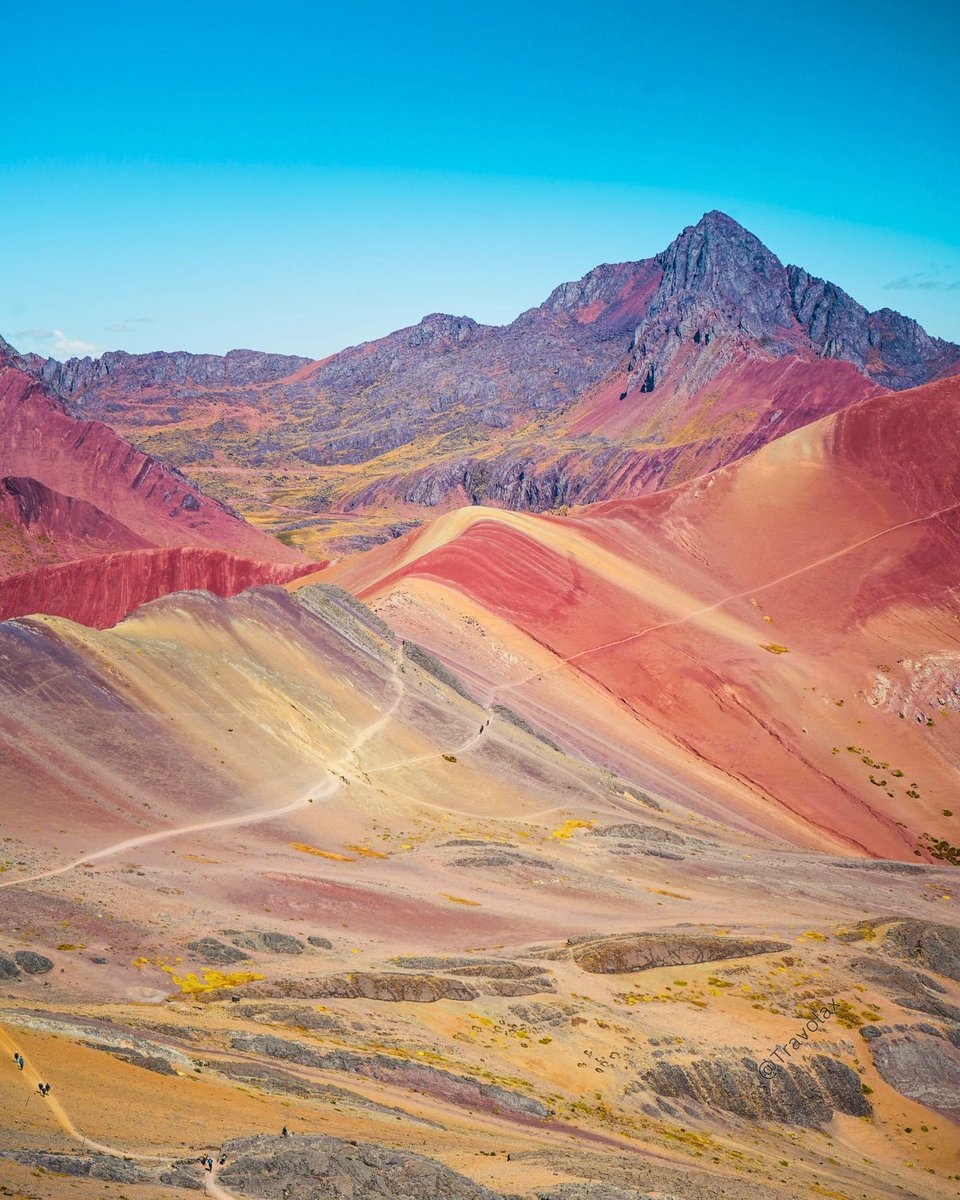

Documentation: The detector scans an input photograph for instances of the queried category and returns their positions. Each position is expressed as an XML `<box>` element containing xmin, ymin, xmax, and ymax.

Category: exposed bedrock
<box><xmin>640</xmin><ymin>1053</ymin><xmax>870</xmax><ymax>1128</ymax></box>
<box><xmin>218</xmin><ymin>1133</ymin><xmax>503</xmax><ymax>1200</ymax></box>
<box><xmin>554</xmin><ymin>932</ymin><xmax>790</xmax><ymax>974</ymax></box>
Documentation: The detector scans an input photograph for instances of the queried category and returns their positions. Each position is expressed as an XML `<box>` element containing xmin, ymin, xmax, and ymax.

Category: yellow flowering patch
<box><xmin>759</xmin><ymin>643</ymin><xmax>789</xmax><ymax>654</ymax></box>
<box><xmin>343</xmin><ymin>844</ymin><xmax>389</xmax><ymax>859</ymax></box>
<box><xmin>162</xmin><ymin>966</ymin><xmax>264</xmax><ymax>995</ymax></box>
<box><xmin>290</xmin><ymin>843</ymin><xmax>356</xmax><ymax>862</ymax></box>
<box><xmin>440</xmin><ymin>893</ymin><xmax>481</xmax><ymax>906</ymax></box>
<box><xmin>550</xmin><ymin>819</ymin><xmax>595</xmax><ymax>840</ymax></box>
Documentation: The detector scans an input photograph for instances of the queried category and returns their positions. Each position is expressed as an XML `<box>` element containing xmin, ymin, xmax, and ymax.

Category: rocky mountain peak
<box><xmin>651</xmin><ymin>210</ymin><xmax>796</xmax><ymax>339</ymax></box>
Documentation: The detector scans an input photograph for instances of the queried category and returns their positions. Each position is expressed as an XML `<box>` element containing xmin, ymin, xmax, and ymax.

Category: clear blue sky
<box><xmin>3</xmin><ymin>0</ymin><xmax>958</xmax><ymax>358</ymax></box>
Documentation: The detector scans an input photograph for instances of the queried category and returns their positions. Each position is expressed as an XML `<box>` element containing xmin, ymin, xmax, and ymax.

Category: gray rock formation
<box><xmin>29</xmin><ymin>348</ymin><xmax>310</xmax><ymax>400</ymax></box>
<box><xmin>218</xmin><ymin>1133</ymin><xmax>503</xmax><ymax>1200</ymax></box>
<box><xmin>869</xmin><ymin>1026</ymin><xmax>960</xmax><ymax>1118</ymax></box>
<box><xmin>186</xmin><ymin>937</ymin><xmax>250</xmax><ymax>965</ymax></box>
<box><xmin>223</xmin><ymin>929</ymin><xmax>306</xmax><ymax>955</ymax></box>
<box><xmin>556</xmin><ymin>931</ymin><xmax>790</xmax><ymax>974</ymax></box>
<box><xmin>641</xmin><ymin>1052</ymin><xmax>870</xmax><ymax>1127</ymax></box>
<box><xmin>13</xmin><ymin>950</ymin><xmax>54</xmax><ymax>974</ymax></box>
<box><xmin>239</xmin><ymin>971</ymin><xmax>479</xmax><ymax>1002</ymax></box>
<box><xmin>882</xmin><ymin>919</ymin><xmax>960</xmax><ymax>982</ymax></box>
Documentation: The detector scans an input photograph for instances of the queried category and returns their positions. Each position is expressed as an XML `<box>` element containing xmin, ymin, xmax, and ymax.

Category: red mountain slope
<box><xmin>0</xmin><ymin>344</ymin><xmax>319</xmax><ymax>625</ymax></box>
<box><xmin>0</xmin><ymin>548</ymin><xmax>321</xmax><ymax>630</ymax></box>
<box><xmin>313</xmin><ymin>377</ymin><xmax>960</xmax><ymax>859</ymax></box>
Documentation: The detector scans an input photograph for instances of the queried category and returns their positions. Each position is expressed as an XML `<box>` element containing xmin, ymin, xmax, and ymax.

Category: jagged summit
<box><xmin>650</xmin><ymin>209</ymin><xmax>796</xmax><ymax>342</ymax></box>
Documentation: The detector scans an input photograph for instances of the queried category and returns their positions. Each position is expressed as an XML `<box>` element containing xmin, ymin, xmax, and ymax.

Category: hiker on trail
<box><xmin>219</xmin><ymin>1153</ymin><xmax>227</xmax><ymax>1165</ymax></box>
<box><xmin>281</xmin><ymin>1125</ymin><xmax>289</xmax><ymax>1137</ymax></box>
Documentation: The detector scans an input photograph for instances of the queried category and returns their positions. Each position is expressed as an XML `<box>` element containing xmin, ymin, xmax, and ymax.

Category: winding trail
<box><xmin>0</xmin><ymin>655</ymin><xmax>406</xmax><ymax>894</ymax></box>
<box><xmin>0</xmin><ymin>779</ymin><xmax>340</xmax><ymax>893</ymax></box>
<box><xmin>0</xmin><ymin>1024</ymin><xmax>175</xmax><ymax>1163</ymax></box>
<box><xmin>206</xmin><ymin>1160</ymin><xmax>240</xmax><ymax>1200</ymax></box>
<box><xmin>4</xmin><ymin>496</ymin><xmax>956</xmax><ymax>894</ymax></box>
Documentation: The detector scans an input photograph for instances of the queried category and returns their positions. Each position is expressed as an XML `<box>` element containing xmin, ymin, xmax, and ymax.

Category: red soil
<box><xmin>0</xmin><ymin>547</ymin><xmax>321</xmax><ymax>629</ymax></box>
<box><xmin>0</xmin><ymin>358</ymin><xmax>304</xmax><ymax>567</ymax></box>
<box><xmin>317</xmin><ymin>379</ymin><xmax>960</xmax><ymax>859</ymax></box>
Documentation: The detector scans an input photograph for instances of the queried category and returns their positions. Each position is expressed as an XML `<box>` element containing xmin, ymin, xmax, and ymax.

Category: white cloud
<box><xmin>14</xmin><ymin>326</ymin><xmax>101</xmax><ymax>357</ymax></box>
<box><xmin>51</xmin><ymin>329</ymin><xmax>100</xmax><ymax>356</ymax></box>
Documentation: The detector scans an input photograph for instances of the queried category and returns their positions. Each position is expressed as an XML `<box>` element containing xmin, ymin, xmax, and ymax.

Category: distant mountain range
<box><xmin>0</xmin><ymin>336</ymin><xmax>317</xmax><ymax>626</ymax></box>
<box><xmin>3</xmin><ymin>210</ymin><xmax>958</xmax><ymax>622</ymax></box>
<box><xmin>16</xmin><ymin>211</ymin><xmax>958</xmax><ymax>563</ymax></box>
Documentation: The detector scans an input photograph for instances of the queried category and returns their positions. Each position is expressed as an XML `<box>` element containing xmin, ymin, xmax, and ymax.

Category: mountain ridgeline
<box><xmin>13</xmin><ymin>213</ymin><xmax>960</xmax><ymax>559</ymax></box>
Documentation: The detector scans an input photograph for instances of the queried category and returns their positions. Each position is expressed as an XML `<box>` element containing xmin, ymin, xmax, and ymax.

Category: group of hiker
<box><xmin>10</xmin><ymin>1051</ymin><xmax>49</xmax><ymax>1096</ymax></box>
<box><xmin>199</xmin><ymin>1152</ymin><xmax>228</xmax><ymax>1172</ymax></box>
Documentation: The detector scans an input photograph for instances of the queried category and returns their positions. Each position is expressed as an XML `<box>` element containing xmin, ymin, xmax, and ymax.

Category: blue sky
<box><xmin>3</xmin><ymin>0</ymin><xmax>958</xmax><ymax>358</ymax></box>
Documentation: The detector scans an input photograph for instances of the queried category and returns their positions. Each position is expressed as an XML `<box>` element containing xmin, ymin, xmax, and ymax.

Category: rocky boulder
<box><xmin>223</xmin><ymin>929</ymin><xmax>306</xmax><ymax>955</ymax></box>
<box><xmin>186</xmin><ymin>937</ymin><xmax>250</xmax><ymax>965</ymax></box>
<box><xmin>13</xmin><ymin>950</ymin><xmax>53</xmax><ymax>974</ymax></box>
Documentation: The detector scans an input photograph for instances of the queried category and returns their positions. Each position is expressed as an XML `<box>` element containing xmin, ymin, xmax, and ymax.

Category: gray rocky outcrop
<box><xmin>882</xmin><ymin>919</ymin><xmax>960</xmax><ymax>982</ymax></box>
<box><xmin>13</xmin><ymin>950</ymin><xmax>54</xmax><ymax>974</ymax></box>
<box><xmin>218</xmin><ymin>1133</ymin><xmax>503</xmax><ymax>1200</ymax></box>
<box><xmin>223</xmin><ymin>929</ymin><xmax>306</xmax><ymax>955</ymax></box>
<box><xmin>186</xmin><ymin>937</ymin><xmax>249</xmax><ymax>965</ymax></box>
<box><xmin>640</xmin><ymin>1052</ymin><xmax>870</xmax><ymax>1127</ymax></box>
<box><xmin>555</xmin><ymin>931</ymin><xmax>789</xmax><ymax>974</ymax></box>
<box><xmin>869</xmin><ymin>1026</ymin><xmax>960</xmax><ymax>1118</ymax></box>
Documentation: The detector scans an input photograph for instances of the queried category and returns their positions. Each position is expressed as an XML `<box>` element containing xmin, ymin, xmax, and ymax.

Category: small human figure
<box><xmin>281</xmin><ymin>1125</ymin><xmax>289</xmax><ymax>1137</ymax></box>
<box><xmin>219</xmin><ymin>1154</ymin><xmax>226</xmax><ymax>1165</ymax></box>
